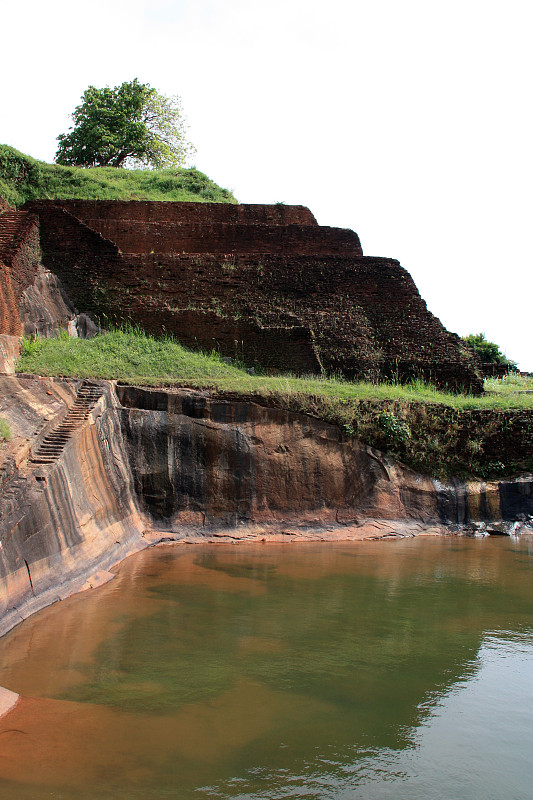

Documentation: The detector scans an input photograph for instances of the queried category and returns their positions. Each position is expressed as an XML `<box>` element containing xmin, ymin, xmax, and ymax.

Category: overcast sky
<box><xmin>2</xmin><ymin>0</ymin><xmax>531</xmax><ymax>369</ymax></box>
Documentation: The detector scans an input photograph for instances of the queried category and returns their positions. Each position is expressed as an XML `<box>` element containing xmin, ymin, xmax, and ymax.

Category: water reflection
<box><xmin>0</xmin><ymin>537</ymin><xmax>532</xmax><ymax>799</ymax></box>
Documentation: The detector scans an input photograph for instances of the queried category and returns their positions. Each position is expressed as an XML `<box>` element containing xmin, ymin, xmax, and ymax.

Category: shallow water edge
<box><xmin>1</xmin><ymin>376</ymin><xmax>532</xmax><ymax>641</ymax></box>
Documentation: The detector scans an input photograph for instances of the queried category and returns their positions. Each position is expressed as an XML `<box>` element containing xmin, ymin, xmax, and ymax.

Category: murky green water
<box><xmin>0</xmin><ymin>536</ymin><xmax>532</xmax><ymax>799</ymax></box>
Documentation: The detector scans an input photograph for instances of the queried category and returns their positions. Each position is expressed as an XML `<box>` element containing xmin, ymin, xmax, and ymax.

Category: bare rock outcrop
<box><xmin>0</xmin><ymin>377</ymin><xmax>144</xmax><ymax>636</ymax></box>
<box><xmin>117</xmin><ymin>385</ymin><xmax>533</xmax><ymax>531</ymax></box>
<box><xmin>0</xmin><ymin>377</ymin><xmax>532</xmax><ymax>636</ymax></box>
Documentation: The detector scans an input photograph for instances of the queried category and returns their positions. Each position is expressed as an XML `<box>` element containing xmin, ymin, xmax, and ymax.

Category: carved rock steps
<box><xmin>29</xmin><ymin>383</ymin><xmax>104</xmax><ymax>465</ymax></box>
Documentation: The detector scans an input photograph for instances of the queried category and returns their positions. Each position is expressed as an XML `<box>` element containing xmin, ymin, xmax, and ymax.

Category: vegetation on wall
<box><xmin>0</xmin><ymin>145</ymin><xmax>236</xmax><ymax>207</ymax></box>
<box><xmin>0</xmin><ymin>418</ymin><xmax>11</xmax><ymax>442</ymax></box>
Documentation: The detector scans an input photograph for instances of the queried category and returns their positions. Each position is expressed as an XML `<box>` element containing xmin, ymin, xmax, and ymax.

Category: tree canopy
<box><xmin>462</xmin><ymin>333</ymin><xmax>515</xmax><ymax>366</ymax></box>
<box><xmin>55</xmin><ymin>79</ymin><xmax>195</xmax><ymax>169</ymax></box>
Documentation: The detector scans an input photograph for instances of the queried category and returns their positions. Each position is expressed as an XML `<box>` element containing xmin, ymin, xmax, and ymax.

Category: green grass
<box><xmin>16</xmin><ymin>329</ymin><xmax>533</xmax><ymax>479</ymax></box>
<box><xmin>0</xmin><ymin>145</ymin><xmax>237</xmax><ymax>206</ymax></box>
<box><xmin>0</xmin><ymin>418</ymin><xmax>11</xmax><ymax>442</ymax></box>
<box><xmin>16</xmin><ymin>329</ymin><xmax>533</xmax><ymax>410</ymax></box>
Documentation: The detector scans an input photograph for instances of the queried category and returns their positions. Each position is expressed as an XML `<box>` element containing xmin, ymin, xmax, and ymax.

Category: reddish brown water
<box><xmin>0</xmin><ymin>536</ymin><xmax>532</xmax><ymax>799</ymax></box>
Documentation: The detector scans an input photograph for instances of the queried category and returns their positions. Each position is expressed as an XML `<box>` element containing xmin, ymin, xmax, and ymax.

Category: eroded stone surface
<box><xmin>117</xmin><ymin>385</ymin><xmax>533</xmax><ymax>531</ymax></box>
<box><xmin>0</xmin><ymin>377</ymin><xmax>145</xmax><ymax>635</ymax></box>
<box><xmin>1</xmin><ymin>377</ymin><xmax>532</xmax><ymax>638</ymax></box>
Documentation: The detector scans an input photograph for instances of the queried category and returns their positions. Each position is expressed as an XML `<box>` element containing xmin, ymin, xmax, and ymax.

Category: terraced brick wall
<box><xmin>29</xmin><ymin>200</ymin><xmax>318</xmax><ymax>226</ymax></box>
<box><xmin>62</xmin><ymin>220</ymin><xmax>363</xmax><ymax>257</ymax></box>
<box><xmin>26</xmin><ymin>200</ymin><xmax>483</xmax><ymax>392</ymax></box>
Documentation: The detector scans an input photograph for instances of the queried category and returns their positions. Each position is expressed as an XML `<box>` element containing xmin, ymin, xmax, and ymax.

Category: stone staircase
<box><xmin>29</xmin><ymin>382</ymin><xmax>104</xmax><ymax>465</ymax></box>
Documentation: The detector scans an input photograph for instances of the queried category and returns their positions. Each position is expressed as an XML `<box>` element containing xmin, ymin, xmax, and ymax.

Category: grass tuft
<box><xmin>0</xmin><ymin>418</ymin><xmax>11</xmax><ymax>442</ymax></box>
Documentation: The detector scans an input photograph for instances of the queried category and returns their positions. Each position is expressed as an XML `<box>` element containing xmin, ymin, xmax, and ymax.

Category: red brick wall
<box><xmin>74</xmin><ymin>219</ymin><xmax>362</xmax><ymax>256</ymax></box>
<box><xmin>28</xmin><ymin>199</ymin><xmax>318</xmax><ymax>226</ymax></box>
<box><xmin>0</xmin><ymin>212</ymin><xmax>40</xmax><ymax>336</ymax></box>
<box><xmin>26</xmin><ymin>204</ymin><xmax>122</xmax><ymax>316</ymax></box>
<box><xmin>26</xmin><ymin>200</ymin><xmax>483</xmax><ymax>392</ymax></box>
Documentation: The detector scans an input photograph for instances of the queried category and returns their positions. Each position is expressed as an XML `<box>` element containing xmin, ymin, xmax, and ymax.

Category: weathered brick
<box><xmin>23</xmin><ymin>200</ymin><xmax>483</xmax><ymax>393</ymax></box>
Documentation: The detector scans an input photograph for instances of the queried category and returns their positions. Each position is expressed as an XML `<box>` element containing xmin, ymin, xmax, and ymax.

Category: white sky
<box><xmin>1</xmin><ymin>0</ymin><xmax>531</xmax><ymax>369</ymax></box>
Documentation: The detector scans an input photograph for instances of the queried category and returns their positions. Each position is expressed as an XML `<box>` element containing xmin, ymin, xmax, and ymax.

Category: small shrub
<box><xmin>378</xmin><ymin>412</ymin><xmax>411</xmax><ymax>445</ymax></box>
<box><xmin>478</xmin><ymin>461</ymin><xmax>506</xmax><ymax>479</ymax></box>
<box><xmin>462</xmin><ymin>332</ymin><xmax>516</xmax><ymax>367</ymax></box>
<box><xmin>20</xmin><ymin>334</ymin><xmax>41</xmax><ymax>357</ymax></box>
<box><xmin>342</xmin><ymin>422</ymin><xmax>355</xmax><ymax>438</ymax></box>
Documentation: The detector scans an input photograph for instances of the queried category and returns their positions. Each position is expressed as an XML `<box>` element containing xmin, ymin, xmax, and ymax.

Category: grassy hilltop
<box><xmin>0</xmin><ymin>145</ymin><xmax>237</xmax><ymax>206</ymax></box>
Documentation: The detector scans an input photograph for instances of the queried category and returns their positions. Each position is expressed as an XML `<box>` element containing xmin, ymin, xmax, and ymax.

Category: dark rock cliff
<box><xmin>0</xmin><ymin>377</ymin><xmax>532</xmax><ymax>637</ymax></box>
<box><xmin>116</xmin><ymin>385</ymin><xmax>533</xmax><ymax>530</ymax></box>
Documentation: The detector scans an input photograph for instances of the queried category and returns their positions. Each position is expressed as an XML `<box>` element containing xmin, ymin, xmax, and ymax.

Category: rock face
<box><xmin>23</xmin><ymin>199</ymin><xmax>482</xmax><ymax>392</ymax></box>
<box><xmin>0</xmin><ymin>335</ymin><xmax>20</xmax><ymax>375</ymax></box>
<box><xmin>0</xmin><ymin>377</ymin><xmax>532</xmax><ymax>637</ymax></box>
<box><xmin>117</xmin><ymin>385</ymin><xmax>533</xmax><ymax>530</ymax></box>
<box><xmin>0</xmin><ymin>377</ymin><xmax>144</xmax><ymax>636</ymax></box>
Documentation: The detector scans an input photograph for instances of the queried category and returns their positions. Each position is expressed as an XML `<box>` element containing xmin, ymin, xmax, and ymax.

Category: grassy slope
<box><xmin>14</xmin><ymin>329</ymin><xmax>533</xmax><ymax>409</ymax></box>
<box><xmin>17</xmin><ymin>330</ymin><xmax>533</xmax><ymax>479</ymax></box>
<box><xmin>0</xmin><ymin>145</ymin><xmax>237</xmax><ymax>206</ymax></box>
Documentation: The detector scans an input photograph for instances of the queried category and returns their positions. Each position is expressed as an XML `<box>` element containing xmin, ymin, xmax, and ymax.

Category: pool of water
<box><xmin>0</xmin><ymin>536</ymin><xmax>532</xmax><ymax>799</ymax></box>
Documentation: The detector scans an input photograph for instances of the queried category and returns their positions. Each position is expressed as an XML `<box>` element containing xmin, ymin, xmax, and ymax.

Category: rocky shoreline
<box><xmin>1</xmin><ymin>374</ymin><xmax>532</xmax><ymax>639</ymax></box>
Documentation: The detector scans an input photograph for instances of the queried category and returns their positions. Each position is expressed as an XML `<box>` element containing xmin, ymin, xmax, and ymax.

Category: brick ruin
<box><xmin>0</xmin><ymin>209</ymin><xmax>40</xmax><ymax>337</ymax></box>
<box><xmin>1</xmin><ymin>198</ymin><xmax>482</xmax><ymax>391</ymax></box>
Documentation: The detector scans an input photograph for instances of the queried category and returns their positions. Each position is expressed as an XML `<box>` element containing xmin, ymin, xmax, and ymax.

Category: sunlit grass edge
<box><xmin>0</xmin><ymin>145</ymin><xmax>237</xmax><ymax>206</ymax></box>
<box><xmin>16</xmin><ymin>330</ymin><xmax>533</xmax><ymax>479</ymax></box>
<box><xmin>17</xmin><ymin>329</ymin><xmax>533</xmax><ymax>410</ymax></box>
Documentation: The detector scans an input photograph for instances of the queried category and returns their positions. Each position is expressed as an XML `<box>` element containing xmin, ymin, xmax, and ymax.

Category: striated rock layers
<box><xmin>22</xmin><ymin>199</ymin><xmax>482</xmax><ymax>392</ymax></box>
<box><xmin>0</xmin><ymin>377</ymin><xmax>532</xmax><ymax>636</ymax></box>
<box><xmin>0</xmin><ymin>377</ymin><xmax>144</xmax><ymax>636</ymax></box>
<box><xmin>117</xmin><ymin>385</ymin><xmax>533</xmax><ymax>530</ymax></box>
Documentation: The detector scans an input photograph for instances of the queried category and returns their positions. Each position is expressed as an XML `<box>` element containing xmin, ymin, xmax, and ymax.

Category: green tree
<box><xmin>55</xmin><ymin>79</ymin><xmax>195</xmax><ymax>169</ymax></box>
<box><xmin>462</xmin><ymin>333</ymin><xmax>515</xmax><ymax>366</ymax></box>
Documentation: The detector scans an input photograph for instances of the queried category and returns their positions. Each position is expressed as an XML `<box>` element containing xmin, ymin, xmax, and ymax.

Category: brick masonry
<box><xmin>0</xmin><ymin>209</ymin><xmax>41</xmax><ymax>337</ymax></box>
<box><xmin>29</xmin><ymin>199</ymin><xmax>318</xmax><ymax>226</ymax></box>
<box><xmin>22</xmin><ymin>199</ymin><xmax>482</xmax><ymax>392</ymax></box>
